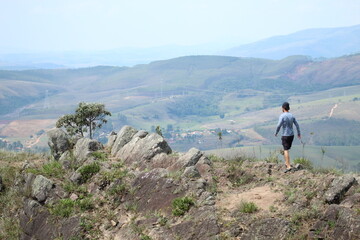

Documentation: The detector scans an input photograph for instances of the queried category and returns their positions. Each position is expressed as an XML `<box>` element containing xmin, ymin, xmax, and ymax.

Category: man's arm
<box><xmin>294</xmin><ymin>118</ymin><xmax>301</xmax><ymax>138</ymax></box>
<box><xmin>275</xmin><ymin>116</ymin><xmax>283</xmax><ymax>136</ymax></box>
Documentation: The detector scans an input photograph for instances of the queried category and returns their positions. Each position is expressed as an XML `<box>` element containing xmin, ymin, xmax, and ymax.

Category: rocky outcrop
<box><xmin>110</xmin><ymin>125</ymin><xmax>138</xmax><ymax>156</ymax></box>
<box><xmin>13</xmin><ymin>124</ymin><xmax>359</xmax><ymax>240</ymax></box>
<box><xmin>20</xmin><ymin>199</ymin><xmax>81</xmax><ymax>240</ymax></box>
<box><xmin>106</xmin><ymin>131</ymin><xmax>117</xmax><ymax>149</ymax></box>
<box><xmin>324</xmin><ymin>175</ymin><xmax>356</xmax><ymax>204</ymax></box>
<box><xmin>47</xmin><ymin>128</ymin><xmax>71</xmax><ymax>160</ymax></box>
<box><xmin>171</xmin><ymin>206</ymin><xmax>220</xmax><ymax>240</ymax></box>
<box><xmin>169</xmin><ymin>148</ymin><xmax>203</xmax><ymax>171</ymax></box>
<box><xmin>116</xmin><ymin>132</ymin><xmax>172</xmax><ymax>168</ymax></box>
<box><xmin>127</xmin><ymin>168</ymin><xmax>183</xmax><ymax>214</ymax></box>
<box><xmin>73</xmin><ymin>138</ymin><xmax>103</xmax><ymax>164</ymax></box>
<box><xmin>31</xmin><ymin>175</ymin><xmax>54</xmax><ymax>202</ymax></box>
<box><xmin>311</xmin><ymin>204</ymin><xmax>360</xmax><ymax>239</ymax></box>
<box><xmin>241</xmin><ymin>218</ymin><xmax>292</xmax><ymax>240</ymax></box>
<box><xmin>183</xmin><ymin>166</ymin><xmax>201</xmax><ymax>178</ymax></box>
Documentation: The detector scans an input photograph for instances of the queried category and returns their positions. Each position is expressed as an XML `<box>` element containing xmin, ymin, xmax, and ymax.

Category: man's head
<box><xmin>282</xmin><ymin>102</ymin><xmax>290</xmax><ymax>112</ymax></box>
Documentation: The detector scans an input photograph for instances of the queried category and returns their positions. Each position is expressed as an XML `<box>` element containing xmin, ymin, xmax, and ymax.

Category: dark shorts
<box><xmin>281</xmin><ymin>135</ymin><xmax>294</xmax><ymax>150</ymax></box>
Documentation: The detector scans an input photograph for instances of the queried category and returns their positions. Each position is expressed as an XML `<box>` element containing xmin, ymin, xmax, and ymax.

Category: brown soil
<box><xmin>216</xmin><ymin>185</ymin><xmax>283</xmax><ymax>212</ymax></box>
<box><xmin>0</xmin><ymin>119</ymin><xmax>56</xmax><ymax>137</ymax></box>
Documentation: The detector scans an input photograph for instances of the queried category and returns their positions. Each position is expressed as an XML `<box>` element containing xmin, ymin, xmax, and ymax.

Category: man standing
<box><xmin>275</xmin><ymin>102</ymin><xmax>301</xmax><ymax>173</ymax></box>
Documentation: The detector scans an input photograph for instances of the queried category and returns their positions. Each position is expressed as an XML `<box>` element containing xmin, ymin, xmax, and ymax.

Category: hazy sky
<box><xmin>1</xmin><ymin>0</ymin><xmax>359</xmax><ymax>52</ymax></box>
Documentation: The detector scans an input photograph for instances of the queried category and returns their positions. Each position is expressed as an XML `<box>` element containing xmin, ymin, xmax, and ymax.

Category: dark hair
<box><xmin>282</xmin><ymin>102</ymin><xmax>290</xmax><ymax>111</ymax></box>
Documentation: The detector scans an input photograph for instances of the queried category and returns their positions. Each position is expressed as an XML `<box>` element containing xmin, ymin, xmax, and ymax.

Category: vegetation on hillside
<box><xmin>56</xmin><ymin>102</ymin><xmax>111</xmax><ymax>139</ymax></box>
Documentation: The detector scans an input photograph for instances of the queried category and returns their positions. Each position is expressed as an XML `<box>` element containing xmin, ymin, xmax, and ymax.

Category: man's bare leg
<box><xmin>284</xmin><ymin>150</ymin><xmax>291</xmax><ymax>169</ymax></box>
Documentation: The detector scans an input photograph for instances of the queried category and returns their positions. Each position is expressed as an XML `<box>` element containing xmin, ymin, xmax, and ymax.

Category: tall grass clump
<box><xmin>293</xmin><ymin>157</ymin><xmax>313</xmax><ymax>170</ymax></box>
<box><xmin>238</xmin><ymin>201</ymin><xmax>258</xmax><ymax>213</ymax></box>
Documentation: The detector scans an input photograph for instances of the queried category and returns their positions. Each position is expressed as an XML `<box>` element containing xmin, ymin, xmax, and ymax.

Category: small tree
<box><xmin>56</xmin><ymin>114</ymin><xmax>86</xmax><ymax>137</ymax></box>
<box><xmin>56</xmin><ymin>102</ymin><xmax>111</xmax><ymax>139</ymax></box>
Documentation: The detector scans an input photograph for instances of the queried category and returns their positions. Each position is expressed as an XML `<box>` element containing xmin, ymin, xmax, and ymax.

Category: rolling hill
<box><xmin>1</xmin><ymin>54</ymin><xmax>360</xmax><ymax>117</ymax></box>
<box><xmin>0</xmin><ymin>54</ymin><xmax>359</xmax><ymax>163</ymax></box>
<box><xmin>221</xmin><ymin>25</ymin><xmax>360</xmax><ymax>59</ymax></box>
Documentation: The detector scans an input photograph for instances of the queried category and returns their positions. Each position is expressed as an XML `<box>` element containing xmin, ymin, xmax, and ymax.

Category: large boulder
<box><xmin>168</xmin><ymin>148</ymin><xmax>203</xmax><ymax>172</ymax></box>
<box><xmin>106</xmin><ymin>131</ymin><xmax>117</xmax><ymax>149</ymax></box>
<box><xmin>111</xmin><ymin>125</ymin><xmax>138</xmax><ymax>156</ymax></box>
<box><xmin>31</xmin><ymin>175</ymin><xmax>54</xmax><ymax>202</ymax></box>
<box><xmin>116</xmin><ymin>132</ymin><xmax>172</xmax><ymax>167</ymax></box>
<box><xmin>47</xmin><ymin>128</ymin><xmax>71</xmax><ymax>160</ymax></box>
<box><xmin>324</xmin><ymin>175</ymin><xmax>356</xmax><ymax>204</ymax></box>
<box><xmin>20</xmin><ymin>199</ymin><xmax>81</xmax><ymax>240</ymax></box>
<box><xmin>74</xmin><ymin>138</ymin><xmax>103</xmax><ymax>164</ymax></box>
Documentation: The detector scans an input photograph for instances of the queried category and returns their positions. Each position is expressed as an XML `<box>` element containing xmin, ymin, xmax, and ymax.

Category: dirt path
<box><xmin>216</xmin><ymin>185</ymin><xmax>283</xmax><ymax>212</ymax></box>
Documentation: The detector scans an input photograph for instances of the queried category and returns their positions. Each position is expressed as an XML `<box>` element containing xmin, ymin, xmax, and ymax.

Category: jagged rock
<box><xmin>324</xmin><ymin>175</ymin><xmax>356</xmax><ymax>204</ymax></box>
<box><xmin>195</xmin><ymin>155</ymin><xmax>212</xmax><ymax>181</ymax></box>
<box><xmin>74</xmin><ymin>138</ymin><xmax>103</xmax><ymax>164</ymax></box>
<box><xmin>47</xmin><ymin>128</ymin><xmax>71</xmax><ymax>160</ymax></box>
<box><xmin>59</xmin><ymin>150</ymin><xmax>72</xmax><ymax>163</ymax></box>
<box><xmin>133</xmin><ymin>130</ymin><xmax>148</xmax><ymax>139</ymax></box>
<box><xmin>70</xmin><ymin>171</ymin><xmax>82</xmax><ymax>184</ymax></box>
<box><xmin>126</xmin><ymin>168</ymin><xmax>182</xmax><ymax>214</ymax></box>
<box><xmin>171</xmin><ymin>206</ymin><xmax>220</xmax><ymax>240</ymax></box>
<box><xmin>111</xmin><ymin>125</ymin><xmax>138</xmax><ymax>156</ymax></box>
<box><xmin>294</xmin><ymin>163</ymin><xmax>303</xmax><ymax>170</ymax></box>
<box><xmin>168</xmin><ymin>148</ymin><xmax>203</xmax><ymax>171</ymax></box>
<box><xmin>340</xmin><ymin>193</ymin><xmax>360</xmax><ymax>208</ymax></box>
<box><xmin>150</xmin><ymin>153</ymin><xmax>178</xmax><ymax>169</ymax></box>
<box><xmin>241</xmin><ymin>218</ymin><xmax>291</xmax><ymax>240</ymax></box>
<box><xmin>31</xmin><ymin>175</ymin><xmax>54</xmax><ymax>202</ymax></box>
<box><xmin>183</xmin><ymin>166</ymin><xmax>201</xmax><ymax>178</ymax></box>
<box><xmin>311</xmin><ymin>204</ymin><xmax>360</xmax><ymax>240</ymax></box>
<box><xmin>116</xmin><ymin>133</ymin><xmax>172</xmax><ymax>167</ymax></box>
<box><xmin>20</xmin><ymin>198</ymin><xmax>81</xmax><ymax>240</ymax></box>
<box><xmin>106</xmin><ymin>131</ymin><xmax>117</xmax><ymax>149</ymax></box>
<box><xmin>0</xmin><ymin>175</ymin><xmax>3</xmax><ymax>192</ymax></box>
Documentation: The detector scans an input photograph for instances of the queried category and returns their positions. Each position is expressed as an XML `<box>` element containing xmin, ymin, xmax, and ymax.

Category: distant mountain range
<box><xmin>221</xmin><ymin>25</ymin><xmax>360</xmax><ymax>59</ymax></box>
<box><xmin>0</xmin><ymin>25</ymin><xmax>359</xmax><ymax>69</ymax></box>
<box><xmin>1</xmin><ymin>54</ymin><xmax>359</xmax><ymax>117</ymax></box>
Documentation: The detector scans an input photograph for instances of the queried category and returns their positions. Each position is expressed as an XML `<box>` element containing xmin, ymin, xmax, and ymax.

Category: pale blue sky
<box><xmin>1</xmin><ymin>0</ymin><xmax>359</xmax><ymax>52</ymax></box>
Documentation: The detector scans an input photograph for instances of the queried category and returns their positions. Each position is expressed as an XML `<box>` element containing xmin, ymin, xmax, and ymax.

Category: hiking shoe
<box><xmin>284</xmin><ymin>168</ymin><xmax>292</xmax><ymax>173</ymax></box>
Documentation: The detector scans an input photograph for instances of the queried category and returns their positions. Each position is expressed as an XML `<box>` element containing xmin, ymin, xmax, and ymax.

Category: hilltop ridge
<box><xmin>1</xmin><ymin>125</ymin><xmax>360</xmax><ymax>239</ymax></box>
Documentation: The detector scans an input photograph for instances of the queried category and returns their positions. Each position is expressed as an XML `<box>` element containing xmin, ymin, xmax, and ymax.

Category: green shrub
<box><xmin>172</xmin><ymin>196</ymin><xmax>195</xmax><ymax>216</ymax></box>
<box><xmin>226</xmin><ymin>162</ymin><xmax>253</xmax><ymax>187</ymax></box>
<box><xmin>91</xmin><ymin>151</ymin><xmax>108</xmax><ymax>161</ymax></box>
<box><xmin>77</xmin><ymin>197</ymin><xmax>94</xmax><ymax>211</ymax></box>
<box><xmin>207</xmin><ymin>154</ymin><xmax>224</xmax><ymax>162</ymax></box>
<box><xmin>101</xmin><ymin>169</ymin><xmax>128</xmax><ymax>182</ymax></box>
<box><xmin>27</xmin><ymin>160</ymin><xmax>65</xmax><ymax>178</ymax></box>
<box><xmin>78</xmin><ymin>162</ymin><xmax>100</xmax><ymax>182</ymax></box>
<box><xmin>264</xmin><ymin>151</ymin><xmax>281</xmax><ymax>164</ymax></box>
<box><xmin>238</xmin><ymin>201</ymin><xmax>258</xmax><ymax>213</ymax></box>
<box><xmin>0</xmin><ymin>166</ymin><xmax>22</xmax><ymax>239</ymax></box>
<box><xmin>50</xmin><ymin>199</ymin><xmax>76</xmax><ymax>217</ymax></box>
<box><xmin>140</xmin><ymin>235</ymin><xmax>152</xmax><ymax>240</ymax></box>
<box><xmin>108</xmin><ymin>183</ymin><xmax>128</xmax><ymax>196</ymax></box>
<box><xmin>293</xmin><ymin>158</ymin><xmax>313</xmax><ymax>170</ymax></box>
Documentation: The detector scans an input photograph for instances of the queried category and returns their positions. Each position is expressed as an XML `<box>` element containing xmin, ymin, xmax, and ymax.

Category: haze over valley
<box><xmin>0</xmin><ymin>0</ymin><xmax>360</xmax><ymax>172</ymax></box>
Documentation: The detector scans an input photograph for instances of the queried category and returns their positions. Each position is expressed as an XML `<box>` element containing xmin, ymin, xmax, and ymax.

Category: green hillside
<box><xmin>1</xmin><ymin>54</ymin><xmax>360</xmax><ymax>117</ymax></box>
<box><xmin>0</xmin><ymin>54</ymin><xmax>360</xmax><ymax>158</ymax></box>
